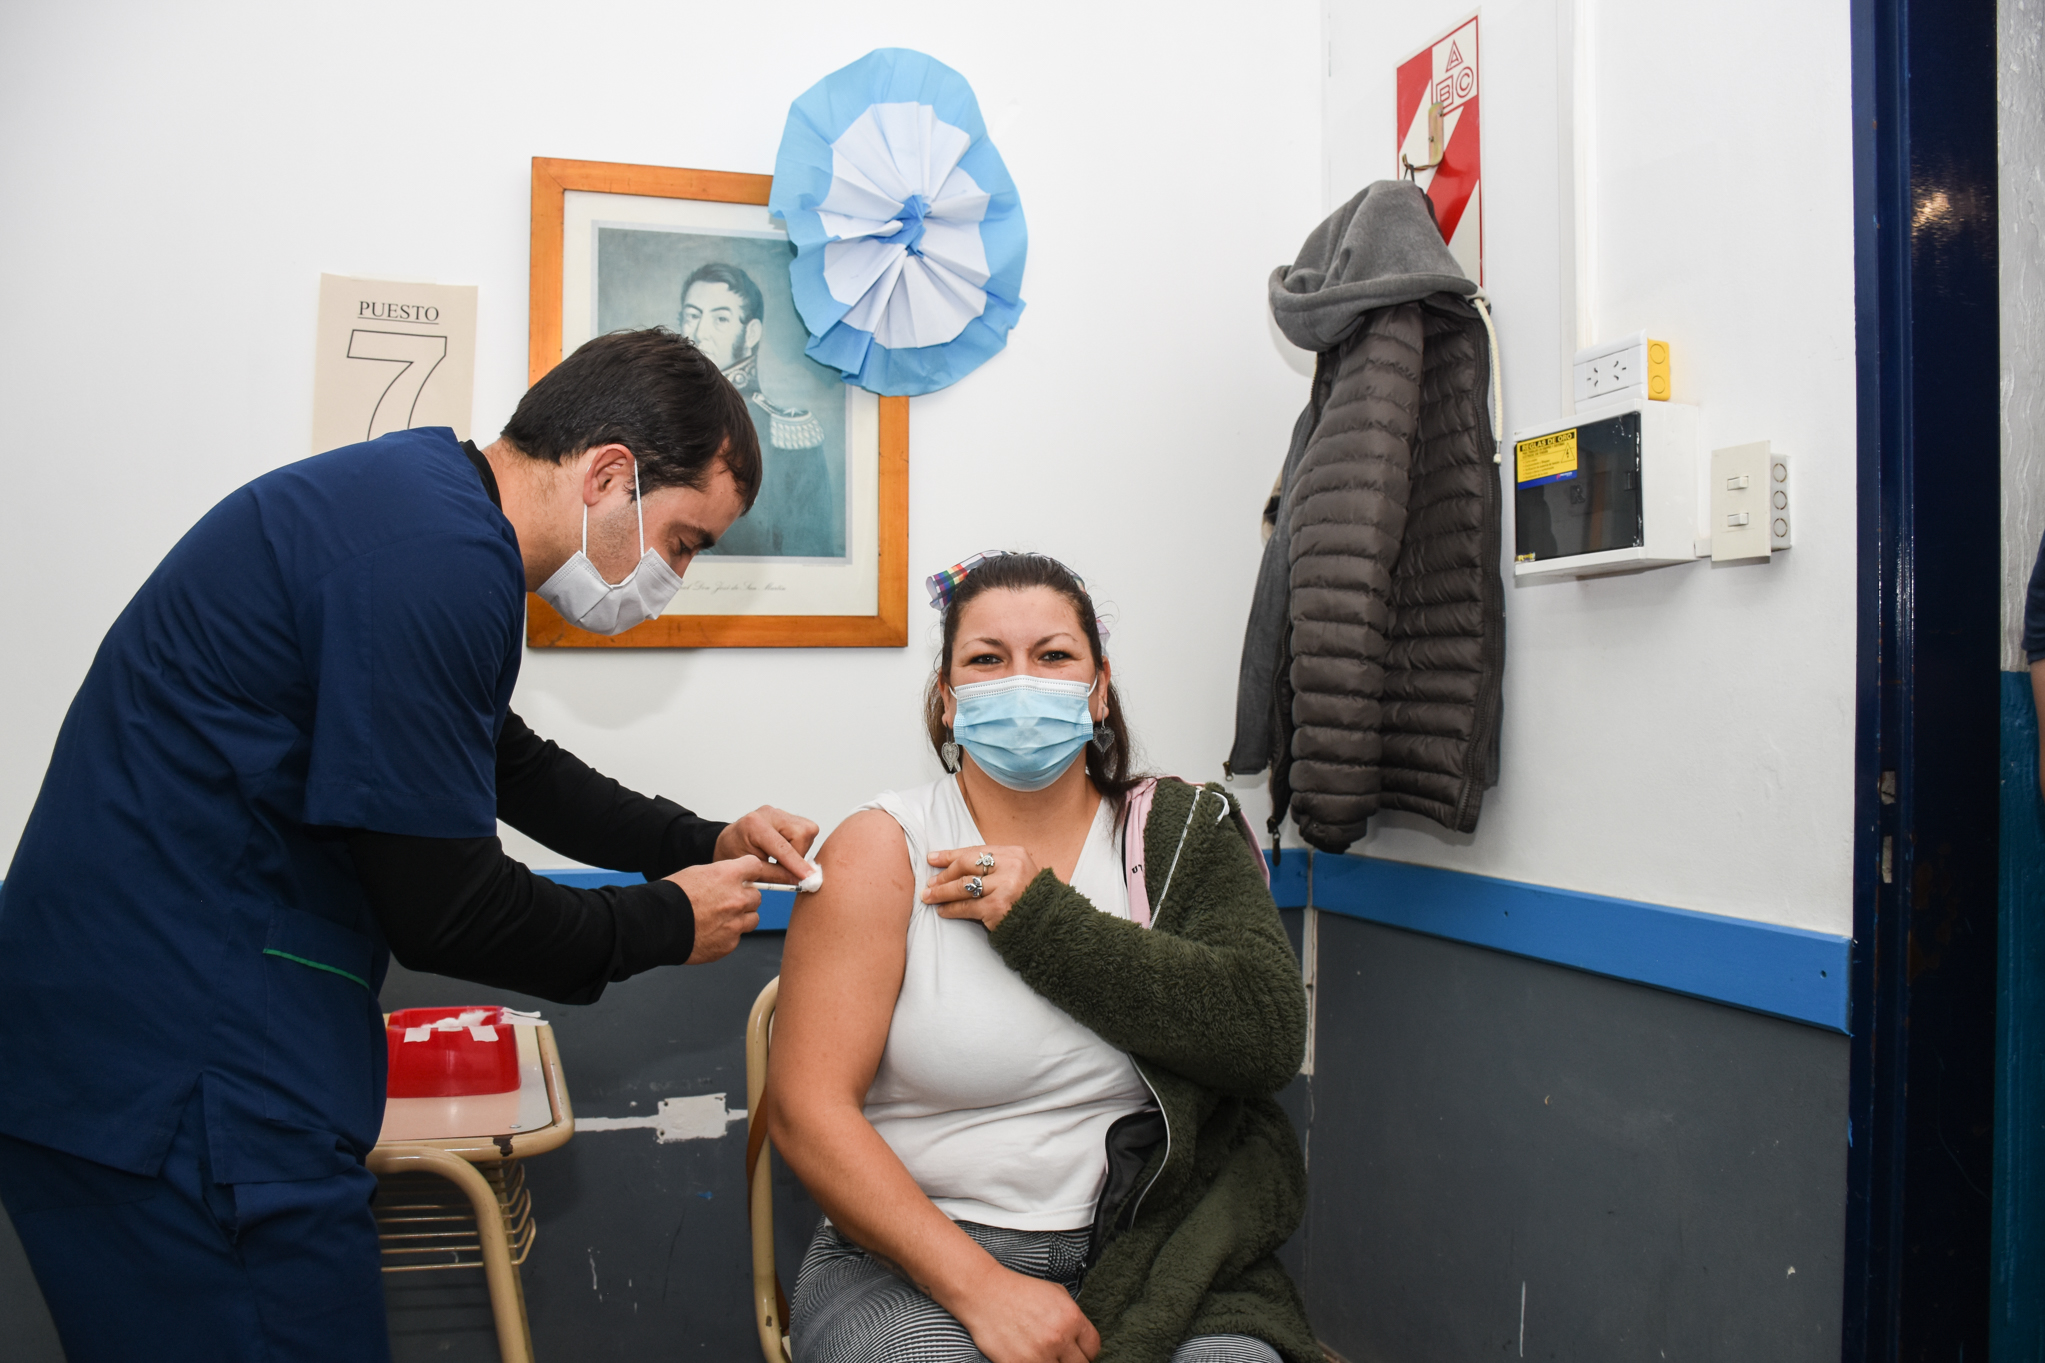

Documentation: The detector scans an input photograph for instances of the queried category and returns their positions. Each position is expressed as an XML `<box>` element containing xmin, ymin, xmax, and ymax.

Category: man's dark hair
<box><xmin>500</xmin><ymin>328</ymin><xmax>761</xmax><ymax>510</ymax></box>
<box><xmin>680</xmin><ymin>262</ymin><xmax>766</xmax><ymax>327</ymax></box>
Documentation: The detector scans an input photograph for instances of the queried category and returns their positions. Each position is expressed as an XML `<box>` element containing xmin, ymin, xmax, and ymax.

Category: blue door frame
<box><xmin>1844</xmin><ymin>0</ymin><xmax>2003</xmax><ymax>1356</ymax></box>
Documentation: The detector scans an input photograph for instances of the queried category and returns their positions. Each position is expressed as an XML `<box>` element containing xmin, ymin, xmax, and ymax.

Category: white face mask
<box><xmin>534</xmin><ymin>457</ymin><xmax>685</xmax><ymax>635</ymax></box>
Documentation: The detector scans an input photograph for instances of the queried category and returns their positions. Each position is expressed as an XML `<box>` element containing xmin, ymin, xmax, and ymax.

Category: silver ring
<box><xmin>966</xmin><ymin>876</ymin><xmax>985</xmax><ymax>898</ymax></box>
<box><xmin>975</xmin><ymin>853</ymin><xmax>996</xmax><ymax>872</ymax></box>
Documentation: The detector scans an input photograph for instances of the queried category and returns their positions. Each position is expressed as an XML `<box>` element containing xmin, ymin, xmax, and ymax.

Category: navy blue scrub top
<box><xmin>0</xmin><ymin>428</ymin><xmax>525</xmax><ymax>1181</ymax></box>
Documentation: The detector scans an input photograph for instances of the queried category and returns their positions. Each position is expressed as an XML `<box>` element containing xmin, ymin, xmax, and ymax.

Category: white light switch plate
<box><xmin>1711</xmin><ymin>441</ymin><xmax>1774</xmax><ymax>563</ymax></box>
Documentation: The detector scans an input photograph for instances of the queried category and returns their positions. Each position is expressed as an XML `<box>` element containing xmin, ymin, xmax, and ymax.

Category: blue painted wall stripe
<box><xmin>1267</xmin><ymin>850</ymin><xmax>1308</xmax><ymax>909</ymax></box>
<box><xmin>541</xmin><ymin>870</ymin><xmax>795</xmax><ymax>931</ymax></box>
<box><xmin>1</xmin><ymin>855</ymin><xmax>1836</xmax><ymax>1018</ymax></box>
<box><xmin>545</xmin><ymin>851</ymin><xmax>1305</xmax><ymax>930</ymax></box>
<box><xmin>1309</xmin><ymin>853</ymin><xmax>1851</xmax><ymax>1033</ymax></box>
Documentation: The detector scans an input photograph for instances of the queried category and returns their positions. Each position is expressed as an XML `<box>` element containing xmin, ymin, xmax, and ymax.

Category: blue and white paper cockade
<box><xmin>770</xmin><ymin>49</ymin><xmax>1027</xmax><ymax>397</ymax></box>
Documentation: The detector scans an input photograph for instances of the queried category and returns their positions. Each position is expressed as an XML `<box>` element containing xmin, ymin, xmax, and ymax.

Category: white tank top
<box><xmin>856</xmin><ymin>776</ymin><xmax>1154</xmax><ymax>1231</ymax></box>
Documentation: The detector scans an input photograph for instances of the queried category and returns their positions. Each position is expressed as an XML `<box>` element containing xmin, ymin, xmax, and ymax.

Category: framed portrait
<box><xmin>526</xmin><ymin>157</ymin><xmax>909</xmax><ymax>648</ymax></box>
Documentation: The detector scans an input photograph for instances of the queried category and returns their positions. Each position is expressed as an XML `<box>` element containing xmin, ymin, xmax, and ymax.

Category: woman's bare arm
<box><xmin>767</xmin><ymin>810</ymin><xmax>1098</xmax><ymax>1363</ymax></box>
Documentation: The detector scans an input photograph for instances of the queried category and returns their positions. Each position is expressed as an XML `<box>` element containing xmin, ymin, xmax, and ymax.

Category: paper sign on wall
<box><xmin>1396</xmin><ymin>16</ymin><xmax>1482</xmax><ymax>285</ymax></box>
<box><xmin>311</xmin><ymin>274</ymin><xmax>477</xmax><ymax>454</ymax></box>
<box><xmin>1515</xmin><ymin>428</ymin><xmax>1579</xmax><ymax>486</ymax></box>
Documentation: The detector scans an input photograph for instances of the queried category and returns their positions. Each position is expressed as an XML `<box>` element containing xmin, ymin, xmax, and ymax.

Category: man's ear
<box><xmin>580</xmin><ymin>443</ymin><xmax>637</xmax><ymax>507</ymax></box>
<box><xmin>743</xmin><ymin>317</ymin><xmax>763</xmax><ymax>355</ymax></box>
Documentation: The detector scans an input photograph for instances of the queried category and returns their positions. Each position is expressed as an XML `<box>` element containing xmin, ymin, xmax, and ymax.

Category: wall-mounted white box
<box><xmin>1512</xmin><ymin>402</ymin><xmax>1699</xmax><ymax>580</ymax></box>
<box><xmin>1572</xmin><ymin>331</ymin><xmax>1673</xmax><ymax>414</ymax></box>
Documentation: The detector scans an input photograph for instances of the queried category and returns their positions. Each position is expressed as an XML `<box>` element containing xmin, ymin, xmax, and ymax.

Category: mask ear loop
<box><xmin>583</xmin><ymin>453</ymin><xmax>646</xmax><ymax>585</ymax></box>
<box><xmin>632</xmin><ymin>456</ymin><xmax>646</xmax><ymax>560</ymax></box>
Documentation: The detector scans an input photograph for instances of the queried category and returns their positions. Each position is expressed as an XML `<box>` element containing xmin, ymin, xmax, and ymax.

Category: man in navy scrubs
<box><xmin>0</xmin><ymin>328</ymin><xmax>819</xmax><ymax>1362</ymax></box>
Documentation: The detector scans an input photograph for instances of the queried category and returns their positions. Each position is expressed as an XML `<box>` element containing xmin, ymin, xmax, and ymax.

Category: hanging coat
<box><xmin>1228</xmin><ymin>181</ymin><xmax>1505</xmax><ymax>852</ymax></box>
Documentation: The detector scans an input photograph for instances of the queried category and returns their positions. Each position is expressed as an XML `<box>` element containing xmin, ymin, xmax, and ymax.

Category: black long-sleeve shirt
<box><xmin>349</xmin><ymin>712</ymin><xmax>728</xmax><ymax>1005</ymax></box>
<box><xmin>347</xmin><ymin>441</ymin><xmax>729</xmax><ymax>1004</ymax></box>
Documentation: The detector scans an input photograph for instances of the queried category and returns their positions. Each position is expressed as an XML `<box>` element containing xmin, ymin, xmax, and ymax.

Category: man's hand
<box><xmin>715</xmin><ymin>806</ymin><xmax>821</xmax><ymax>885</ymax></box>
<box><xmin>670</xmin><ymin>856</ymin><xmax>766</xmax><ymax>964</ymax></box>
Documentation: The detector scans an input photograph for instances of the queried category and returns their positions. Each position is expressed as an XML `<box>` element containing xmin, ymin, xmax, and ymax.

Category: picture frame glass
<box><xmin>560</xmin><ymin>190</ymin><xmax>879</xmax><ymax>618</ymax></box>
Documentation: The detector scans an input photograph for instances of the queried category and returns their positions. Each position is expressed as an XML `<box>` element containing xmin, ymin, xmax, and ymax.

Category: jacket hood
<box><xmin>1269</xmin><ymin>180</ymin><xmax>1475</xmax><ymax>352</ymax></box>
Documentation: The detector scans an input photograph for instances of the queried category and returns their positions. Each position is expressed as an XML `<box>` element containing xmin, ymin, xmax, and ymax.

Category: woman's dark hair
<box><xmin>500</xmin><ymin>328</ymin><xmax>762</xmax><ymax>509</ymax></box>
<box><xmin>921</xmin><ymin>553</ymin><xmax>1139</xmax><ymax>803</ymax></box>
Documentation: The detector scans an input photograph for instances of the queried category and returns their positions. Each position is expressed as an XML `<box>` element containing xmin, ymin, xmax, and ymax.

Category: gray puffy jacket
<box><xmin>1228</xmin><ymin>182</ymin><xmax>1504</xmax><ymax>852</ymax></box>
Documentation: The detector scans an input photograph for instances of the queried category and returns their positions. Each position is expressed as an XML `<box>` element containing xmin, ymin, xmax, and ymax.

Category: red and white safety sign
<box><xmin>1395</xmin><ymin>16</ymin><xmax>1482</xmax><ymax>284</ymax></box>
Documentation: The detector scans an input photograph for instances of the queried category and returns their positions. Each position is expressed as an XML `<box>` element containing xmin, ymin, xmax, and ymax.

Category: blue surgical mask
<box><xmin>950</xmin><ymin>675</ymin><xmax>1099</xmax><ymax>792</ymax></box>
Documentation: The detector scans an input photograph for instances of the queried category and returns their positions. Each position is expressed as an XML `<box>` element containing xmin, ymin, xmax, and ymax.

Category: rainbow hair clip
<box><xmin>923</xmin><ymin>550</ymin><xmax>1101</xmax><ymax>638</ymax></box>
<box><xmin>926</xmin><ymin>551</ymin><xmax>1007</xmax><ymax>612</ymax></box>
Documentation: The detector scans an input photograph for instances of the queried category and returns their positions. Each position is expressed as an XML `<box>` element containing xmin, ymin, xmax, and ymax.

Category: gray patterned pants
<box><xmin>790</xmin><ymin>1219</ymin><xmax>1281</xmax><ymax>1363</ymax></box>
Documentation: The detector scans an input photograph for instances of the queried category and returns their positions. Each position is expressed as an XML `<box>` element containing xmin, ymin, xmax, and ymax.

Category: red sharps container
<box><xmin>385</xmin><ymin>1006</ymin><xmax>521</xmax><ymax>1098</ymax></box>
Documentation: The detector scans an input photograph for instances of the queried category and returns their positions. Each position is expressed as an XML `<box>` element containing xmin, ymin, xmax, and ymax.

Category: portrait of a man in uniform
<box><xmin>591</xmin><ymin>224</ymin><xmax>848</xmax><ymax>560</ymax></box>
<box><xmin>677</xmin><ymin>263</ymin><xmax>835</xmax><ymax>558</ymax></box>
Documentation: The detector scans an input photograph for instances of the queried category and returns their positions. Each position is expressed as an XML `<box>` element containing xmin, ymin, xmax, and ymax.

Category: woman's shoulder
<box><xmin>1139</xmin><ymin>777</ymin><xmax>1264</xmax><ymax>885</ymax></box>
<box><xmin>1141</xmin><ymin>775</ymin><xmax>1238</xmax><ymax>826</ymax></box>
<box><xmin>853</xmin><ymin>775</ymin><xmax>965</xmax><ymax>837</ymax></box>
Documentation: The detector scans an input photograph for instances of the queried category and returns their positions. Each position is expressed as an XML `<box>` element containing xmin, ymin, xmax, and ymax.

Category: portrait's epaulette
<box><xmin>751</xmin><ymin>390</ymin><xmax>824</xmax><ymax>451</ymax></box>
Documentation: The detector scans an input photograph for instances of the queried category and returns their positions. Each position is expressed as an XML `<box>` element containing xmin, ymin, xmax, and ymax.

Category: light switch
<box><xmin>1711</xmin><ymin>441</ymin><xmax>1774</xmax><ymax>563</ymax></box>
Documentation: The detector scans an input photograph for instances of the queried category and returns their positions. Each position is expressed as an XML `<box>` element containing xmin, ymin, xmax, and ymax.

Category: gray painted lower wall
<box><xmin>1299</xmin><ymin>913</ymin><xmax>1850</xmax><ymax>1362</ymax></box>
<box><xmin>0</xmin><ymin>910</ymin><xmax>1852</xmax><ymax>1361</ymax></box>
<box><xmin>373</xmin><ymin>936</ymin><xmax>822</xmax><ymax>1362</ymax></box>
<box><xmin>0</xmin><ymin>934</ymin><xmax>822</xmax><ymax>1363</ymax></box>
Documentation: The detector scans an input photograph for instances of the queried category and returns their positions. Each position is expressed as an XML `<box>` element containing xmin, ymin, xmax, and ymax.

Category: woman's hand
<box><xmin>924</xmin><ymin>844</ymin><xmax>1043</xmax><ymax>931</ymax></box>
<box><xmin>943</xmin><ymin>1262</ymin><xmax>1101</xmax><ymax>1363</ymax></box>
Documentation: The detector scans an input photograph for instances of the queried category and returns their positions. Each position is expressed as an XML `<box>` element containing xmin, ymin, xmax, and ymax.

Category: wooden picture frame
<box><xmin>526</xmin><ymin>157</ymin><xmax>908</xmax><ymax>649</ymax></box>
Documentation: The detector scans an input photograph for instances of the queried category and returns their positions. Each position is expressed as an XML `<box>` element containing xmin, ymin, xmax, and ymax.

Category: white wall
<box><xmin>0</xmin><ymin>2</ymin><xmax>1321</xmax><ymax>872</ymax></box>
<box><xmin>1323</xmin><ymin>0</ymin><xmax>1861</xmax><ymax>934</ymax></box>
<box><xmin>2003</xmin><ymin>0</ymin><xmax>2045</xmax><ymax>672</ymax></box>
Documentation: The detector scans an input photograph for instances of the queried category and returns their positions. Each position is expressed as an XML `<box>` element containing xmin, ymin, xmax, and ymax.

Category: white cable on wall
<box><xmin>1555</xmin><ymin>0</ymin><xmax>1598</xmax><ymax>411</ymax></box>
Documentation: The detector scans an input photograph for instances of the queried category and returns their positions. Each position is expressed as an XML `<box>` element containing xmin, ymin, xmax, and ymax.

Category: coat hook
<box><xmin>1402</xmin><ymin>100</ymin><xmax>1447</xmax><ymax>179</ymax></box>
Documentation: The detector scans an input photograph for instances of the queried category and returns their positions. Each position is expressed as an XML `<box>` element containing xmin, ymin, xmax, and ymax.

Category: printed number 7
<box><xmin>347</xmin><ymin>330</ymin><xmax>448</xmax><ymax>441</ymax></box>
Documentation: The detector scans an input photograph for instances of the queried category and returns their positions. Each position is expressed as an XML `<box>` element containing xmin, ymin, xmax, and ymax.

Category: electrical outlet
<box><xmin>1578</xmin><ymin>346</ymin><xmax>1636</xmax><ymax>399</ymax></box>
<box><xmin>1573</xmin><ymin>331</ymin><xmax>1670</xmax><ymax>411</ymax></box>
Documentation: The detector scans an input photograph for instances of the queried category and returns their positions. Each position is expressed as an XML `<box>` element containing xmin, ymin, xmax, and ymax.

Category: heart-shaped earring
<box><xmin>941</xmin><ymin>734</ymin><xmax>961</xmax><ymax>772</ymax></box>
<box><xmin>1092</xmin><ymin>720</ymin><xmax>1115</xmax><ymax>754</ymax></box>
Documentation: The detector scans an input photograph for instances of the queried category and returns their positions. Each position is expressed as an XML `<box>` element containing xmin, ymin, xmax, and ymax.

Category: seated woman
<box><xmin>768</xmin><ymin>552</ymin><xmax>1314</xmax><ymax>1363</ymax></box>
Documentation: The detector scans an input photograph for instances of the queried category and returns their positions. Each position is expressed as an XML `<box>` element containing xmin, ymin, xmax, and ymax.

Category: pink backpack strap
<box><xmin>1123</xmin><ymin>778</ymin><xmax>1270</xmax><ymax>930</ymax></box>
<box><xmin>1123</xmin><ymin>778</ymin><xmax>1160</xmax><ymax>928</ymax></box>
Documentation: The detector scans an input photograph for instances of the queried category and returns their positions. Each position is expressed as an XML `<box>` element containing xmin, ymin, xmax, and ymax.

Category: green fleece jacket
<box><xmin>987</xmin><ymin>778</ymin><xmax>1317</xmax><ymax>1363</ymax></box>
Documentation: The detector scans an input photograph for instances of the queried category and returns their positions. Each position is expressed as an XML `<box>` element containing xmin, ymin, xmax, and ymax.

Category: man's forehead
<box><xmin>682</xmin><ymin>282</ymin><xmax>742</xmax><ymax>311</ymax></box>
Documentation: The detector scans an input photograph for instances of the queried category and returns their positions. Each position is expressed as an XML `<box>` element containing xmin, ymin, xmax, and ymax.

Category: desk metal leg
<box><xmin>369</xmin><ymin>1147</ymin><xmax>533</xmax><ymax>1363</ymax></box>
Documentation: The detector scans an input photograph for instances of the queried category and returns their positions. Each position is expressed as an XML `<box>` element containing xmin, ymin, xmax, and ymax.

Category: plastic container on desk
<box><xmin>386</xmin><ymin>1006</ymin><xmax>521</xmax><ymax>1097</ymax></box>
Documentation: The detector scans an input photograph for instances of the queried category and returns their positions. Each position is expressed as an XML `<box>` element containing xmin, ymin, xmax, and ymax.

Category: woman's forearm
<box><xmin>990</xmin><ymin>875</ymin><xmax>1306</xmax><ymax>1094</ymax></box>
<box><xmin>771</xmin><ymin>1097</ymin><xmax>1003</xmax><ymax>1309</ymax></box>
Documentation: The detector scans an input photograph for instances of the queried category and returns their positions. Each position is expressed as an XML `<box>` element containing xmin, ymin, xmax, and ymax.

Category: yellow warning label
<box><xmin>1516</xmin><ymin>428</ymin><xmax>1578</xmax><ymax>484</ymax></box>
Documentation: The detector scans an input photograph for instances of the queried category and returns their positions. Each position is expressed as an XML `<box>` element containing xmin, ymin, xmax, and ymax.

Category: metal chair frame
<box><xmin>746</xmin><ymin>976</ymin><xmax>791</xmax><ymax>1363</ymax></box>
